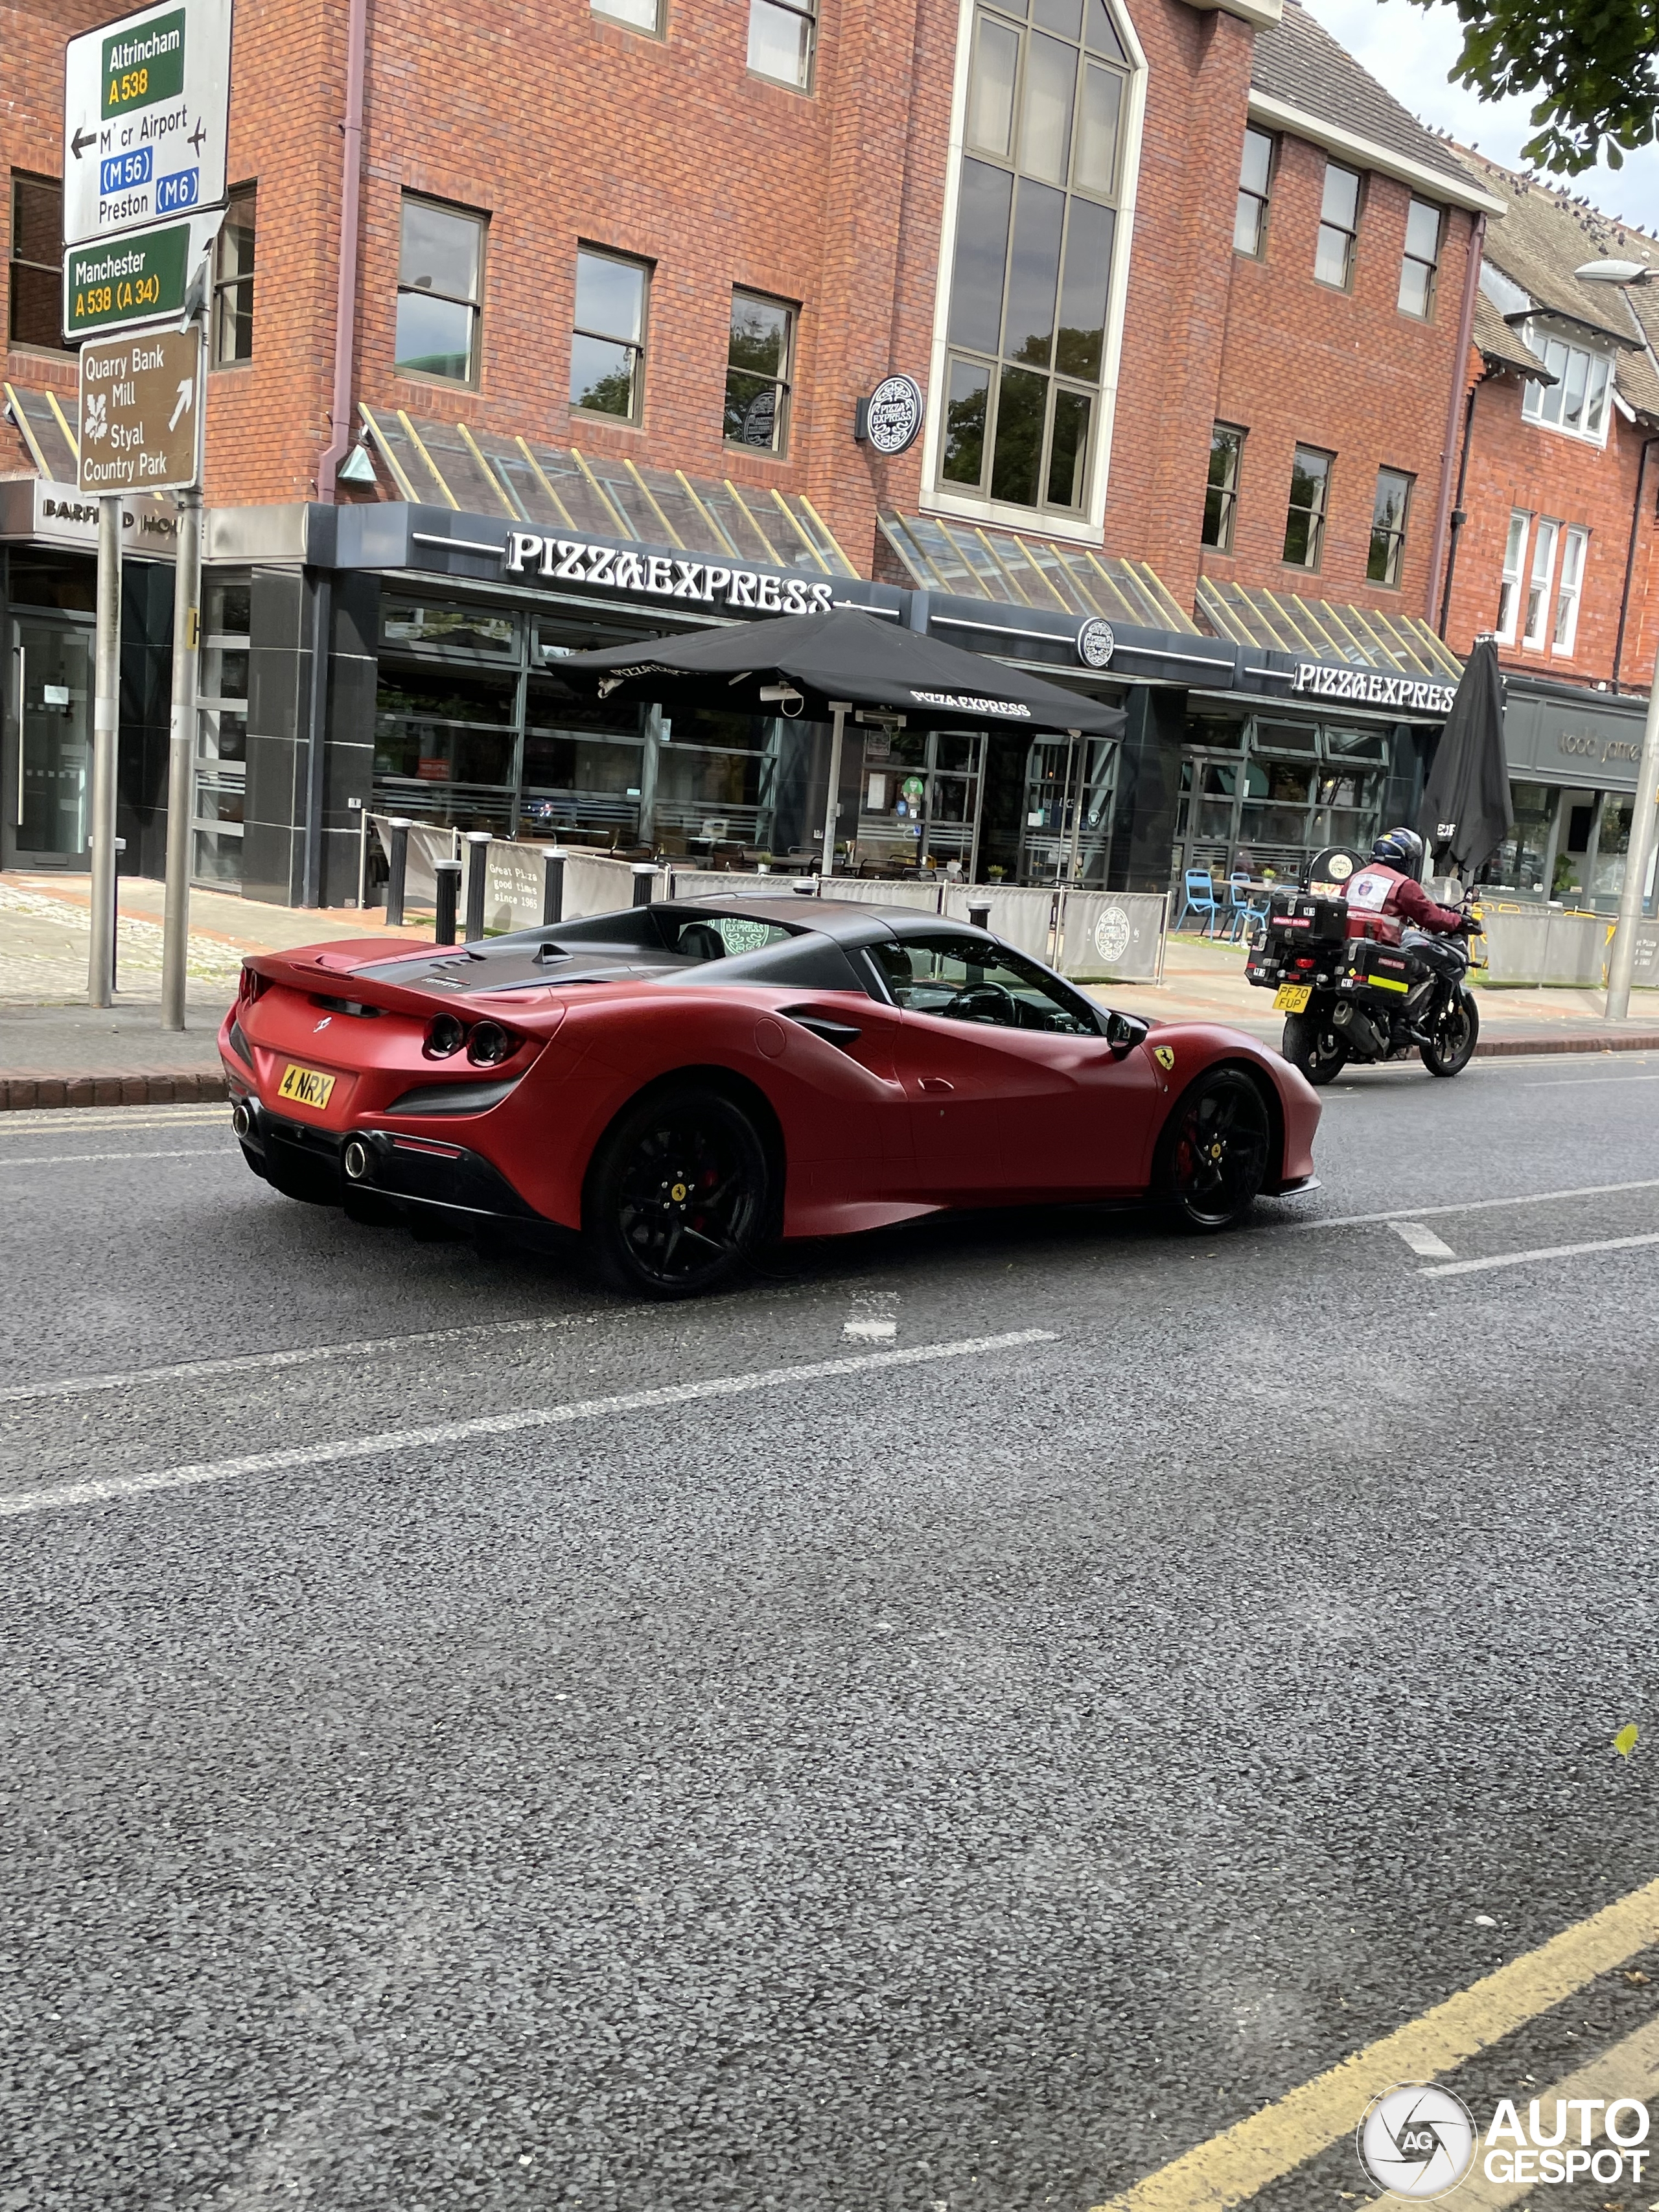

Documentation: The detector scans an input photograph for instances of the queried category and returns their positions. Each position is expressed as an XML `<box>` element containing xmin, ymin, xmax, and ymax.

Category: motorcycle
<box><xmin>1243</xmin><ymin>870</ymin><xmax>1485</xmax><ymax>1086</ymax></box>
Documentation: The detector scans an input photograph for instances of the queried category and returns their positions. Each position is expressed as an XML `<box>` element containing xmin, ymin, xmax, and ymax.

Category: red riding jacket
<box><xmin>1342</xmin><ymin>863</ymin><xmax>1464</xmax><ymax>945</ymax></box>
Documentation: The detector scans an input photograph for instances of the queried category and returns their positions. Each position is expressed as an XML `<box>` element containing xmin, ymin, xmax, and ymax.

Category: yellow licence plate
<box><xmin>277</xmin><ymin>1062</ymin><xmax>338</xmax><ymax>1109</ymax></box>
<box><xmin>1273</xmin><ymin>984</ymin><xmax>1312</xmax><ymax>1013</ymax></box>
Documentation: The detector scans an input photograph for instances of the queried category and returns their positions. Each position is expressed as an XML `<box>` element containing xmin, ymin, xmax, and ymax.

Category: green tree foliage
<box><xmin>1415</xmin><ymin>0</ymin><xmax>1659</xmax><ymax>174</ymax></box>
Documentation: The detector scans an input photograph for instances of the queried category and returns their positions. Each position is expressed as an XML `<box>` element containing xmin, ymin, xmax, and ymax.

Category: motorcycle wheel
<box><xmin>1282</xmin><ymin>1010</ymin><xmax>1349</xmax><ymax>1086</ymax></box>
<box><xmin>1419</xmin><ymin>987</ymin><xmax>1479</xmax><ymax>1077</ymax></box>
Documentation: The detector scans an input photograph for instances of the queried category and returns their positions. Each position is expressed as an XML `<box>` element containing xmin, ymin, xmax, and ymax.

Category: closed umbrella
<box><xmin>1417</xmin><ymin>636</ymin><xmax>1511</xmax><ymax>883</ymax></box>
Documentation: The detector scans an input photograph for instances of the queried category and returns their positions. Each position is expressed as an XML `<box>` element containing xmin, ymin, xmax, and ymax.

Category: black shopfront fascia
<box><xmin>202</xmin><ymin>496</ymin><xmax>1462</xmax><ymax>904</ymax></box>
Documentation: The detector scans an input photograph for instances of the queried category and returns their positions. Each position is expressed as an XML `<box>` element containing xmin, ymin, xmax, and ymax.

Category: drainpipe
<box><xmin>1427</xmin><ymin>213</ymin><xmax>1485</xmax><ymax>628</ymax></box>
<box><xmin>1610</xmin><ymin>432</ymin><xmax>1659</xmax><ymax>694</ymax></box>
<box><xmin>1435</xmin><ymin>374</ymin><xmax>1481</xmax><ymax>636</ymax></box>
<box><xmin>317</xmin><ymin>0</ymin><xmax>368</xmax><ymax>504</ymax></box>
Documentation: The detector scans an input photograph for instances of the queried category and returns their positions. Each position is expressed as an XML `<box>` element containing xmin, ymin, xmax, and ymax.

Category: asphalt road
<box><xmin>3</xmin><ymin>1053</ymin><xmax>1658</xmax><ymax>2212</ymax></box>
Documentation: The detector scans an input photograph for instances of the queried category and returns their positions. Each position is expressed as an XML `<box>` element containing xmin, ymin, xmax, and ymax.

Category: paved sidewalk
<box><xmin>0</xmin><ymin>872</ymin><xmax>429</xmax><ymax>1106</ymax></box>
<box><xmin>1093</xmin><ymin>931</ymin><xmax>1659</xmax><ymax>1055</ymax></box>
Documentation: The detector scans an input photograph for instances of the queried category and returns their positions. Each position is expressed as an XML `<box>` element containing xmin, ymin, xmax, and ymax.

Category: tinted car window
<box><xmin>669</xmin><ymin>914</ymin><xmax>797</xmax><ymax>959</ymax></box>
<box><xmin>870</xmin><ymin>936</ymin><xmax>1100</xmax><ymax>1034</ymax></box>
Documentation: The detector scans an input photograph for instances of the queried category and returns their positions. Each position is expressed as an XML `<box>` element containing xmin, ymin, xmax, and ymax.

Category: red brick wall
<box><xmin>1199</xmin><ymin>139</ymin><xmax>1475</xmax><ymax>625</ymax></box>
<box><xmin>1444</xmin><ymin>354</ymin><xmax>1659</xmax><ymax>690</ymax></box>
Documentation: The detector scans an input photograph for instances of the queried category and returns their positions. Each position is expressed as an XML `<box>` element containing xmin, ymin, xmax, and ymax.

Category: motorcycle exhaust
<box><xmin>1332</xmin><ymin>999</ymin><xmax>1387</xmax><ymax>1057</ymax></box>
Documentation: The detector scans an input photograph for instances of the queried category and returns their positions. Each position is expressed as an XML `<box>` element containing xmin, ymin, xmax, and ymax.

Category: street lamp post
<box><xmin>1575</xmin><ymin>259</ymin><xmax>1659</xmax><ymax>1018</ymax></box>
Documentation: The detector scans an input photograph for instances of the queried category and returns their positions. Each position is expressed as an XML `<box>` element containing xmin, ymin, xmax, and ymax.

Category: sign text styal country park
<box><xmin>78</xmin><ymin>325</ymin><xmax>203</xmax><ymax>494</ymax></box>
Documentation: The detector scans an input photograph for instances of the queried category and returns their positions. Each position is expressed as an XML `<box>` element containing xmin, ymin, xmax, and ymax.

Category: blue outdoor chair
<box><xmin>1176</xmin><ymin>868</ymin><xmax>1220</xmax><ymax>936</ymax></box>
<box><xmin>1225</xmin><ymin>872</ymin><xmax>1260</xmax><ymax>941</ymax></box>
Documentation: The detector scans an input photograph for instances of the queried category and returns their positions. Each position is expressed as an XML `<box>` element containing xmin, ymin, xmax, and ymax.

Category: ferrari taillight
<box><xmin>237</xmin><ymin>965</ymin><xmax>268</xmax><ymax>1006</ymax></box>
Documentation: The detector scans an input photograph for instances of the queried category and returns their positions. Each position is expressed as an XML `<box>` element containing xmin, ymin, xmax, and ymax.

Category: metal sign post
<box><xmin>63</xmin><ymin>0</ymin><xmax>230</xmax><ymax>1018</ymax></box>
<box><xmin>87</xmin><ymin>498</ymin><xmax>123</xmax><ymax>1007</ymax></box>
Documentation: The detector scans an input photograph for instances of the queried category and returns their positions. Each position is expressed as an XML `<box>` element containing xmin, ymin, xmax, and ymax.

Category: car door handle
<box><xmin>918</xmin><ymin>1077</ymin><xmax>954</xmax><ymax>1093</ymax></box>
<box><xmin>780</xmin><ymin>1007</ymin><xmax>864</xmax><ymax>1049</ymax></box>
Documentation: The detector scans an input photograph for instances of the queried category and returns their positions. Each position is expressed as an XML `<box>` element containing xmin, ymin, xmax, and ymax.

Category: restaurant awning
<box><xmin>1196</xmin><ymin>576</ymin><xmax>1463</xmax><ymax>679</ymax></box>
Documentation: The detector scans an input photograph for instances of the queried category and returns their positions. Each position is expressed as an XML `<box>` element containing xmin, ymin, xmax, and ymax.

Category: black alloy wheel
<box><xmin>1419</xmin><ymin>987</ymin><xmax>1479</xmax><ymax>1077</ymax></box>
<box><xmin>1281</xmin><ymin>1008</ymin><xmax>1349</xmax><ymax>1086</ymax></box>
<box><xmin>586</xmin><ymin>1086</ymin><xmax>770</xmax><ymax>1298</ymax></box>
<box><xmin>1157</xmin><ymin>1067</ymin><xmax>1272</xmax><ymax>1231</ymax></box>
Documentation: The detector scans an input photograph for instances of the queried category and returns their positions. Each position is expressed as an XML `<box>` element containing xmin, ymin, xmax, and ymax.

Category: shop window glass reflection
<box><xmin>1477</xmin><ymin>781</ymin><xmax>1551</xmax><ymax>894</ymax></box>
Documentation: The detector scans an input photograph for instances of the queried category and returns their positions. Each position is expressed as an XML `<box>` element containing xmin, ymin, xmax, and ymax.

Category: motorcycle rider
<box><xmin>1343</xmin><ymin>828</ymin><xmax>1468</xmax><ymax>946</ymax></box>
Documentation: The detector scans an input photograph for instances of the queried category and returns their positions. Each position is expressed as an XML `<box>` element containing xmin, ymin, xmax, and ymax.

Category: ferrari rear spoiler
<box><xmin>240</xmin><ymin>943</ymin><xmax>498</xmax><ymax>1020</ymax></box>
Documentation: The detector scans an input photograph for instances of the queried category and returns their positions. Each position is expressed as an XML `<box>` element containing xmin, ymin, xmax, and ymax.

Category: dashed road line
<box><xmin>0</xmin><ymin>1311</ymin><xmax>603</xmax><ymax>1406</ymax></box>
<box><xmin>0</xmin><ymin>1329</ymin><xmax>1058</xmax><ymax>1518</ymax></box>
<box><xmin>1087</xmin><ymin>1878</ymin><xmax>1659</xmax><ymax>2212</ymax></box>
<box><xmin>1421</xmin><ymin>1231</ymin><xmax>1659</xmax><ymax>1278</ymax></box>
<box><xmin>844</xmin><ymin>1288</ymin><xmax>899</xmax><ymax>1342</ymax></box>
<box><xmin>1389</xmin><ymin>1220</ymin><xmax>1456</xmax><ymax>1259</ymax></box>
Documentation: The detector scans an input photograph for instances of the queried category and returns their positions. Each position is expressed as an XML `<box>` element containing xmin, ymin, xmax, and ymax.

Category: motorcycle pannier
<box><xmin>1266</xmin><ymin>890</ymin><xmax>1348</xmax><ymax>942</ymax></box>
<box><xmin>1341</xmin><ymin>938</ymin><xmax>1417</xmax><ymax>1000</ymax></box>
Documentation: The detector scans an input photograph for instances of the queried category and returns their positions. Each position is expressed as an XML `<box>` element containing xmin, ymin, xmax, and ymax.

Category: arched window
<box><xmin>930</xmin><ymin>0</ymin><xmax>1141</xmax><ymax>524</ymax></box>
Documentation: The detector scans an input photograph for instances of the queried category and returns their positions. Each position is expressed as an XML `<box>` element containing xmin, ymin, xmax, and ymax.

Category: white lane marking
<box><xmin>0</xmin><ymin>1330</ymin><xmax>1057</xmax><ymax>1520</ymax></box>
<box><xmin>844</xmin><ymin>1288</ymin><xmax>899</xmax><ymax>1342</ymax></box>
<box><xmin>1421</xmin><ymin>1231</ymin><xmax>1659</xmax><ymax>1279</ymax></box>
<box><xmin>4</xmin><ymin>1147</ymin><xmax>233</xmax><ymax>1169</ymax></box>
<box><xmin>1522</xmin><ymin>1073</ymin><xmax>1659</xmax><ymax>1088</ymax></box>
<box><xmin>1295</xmin><ymin>1178</ymin><xmax>1659</xmax><ymax>1231</ymax></box>
<box><xmin>1389</xmin><ymin>1220</ymin><xmax>1456</xmax><ymax>1259</ymax></box>
<box><xmin>0</xmin><ymin>1312</ymin><xmax>601</xmax><ymax>1407</ymax></box>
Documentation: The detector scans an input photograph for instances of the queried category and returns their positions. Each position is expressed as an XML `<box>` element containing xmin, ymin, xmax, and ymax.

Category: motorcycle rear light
<box><xmin>1295</xmin><ymin>957</ymin><xmax>1315</xmax><ymax>970</ymax></box>
<box><xmin>467</xmin><ymin>1019</ymin><xmax>517</xmax><ymax>1066</ymax></box>
<box><xmin>425</xmin><ymin>1014</ymin><xmax>467</xmax><ymax>1058</ymax></box>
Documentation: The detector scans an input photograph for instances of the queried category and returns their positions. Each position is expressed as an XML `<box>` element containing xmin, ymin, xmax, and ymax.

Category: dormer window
<box><xmin>1522</xmin><ymin>330</ymin><xmax>1612</xmax><ymax>443</ymax></box>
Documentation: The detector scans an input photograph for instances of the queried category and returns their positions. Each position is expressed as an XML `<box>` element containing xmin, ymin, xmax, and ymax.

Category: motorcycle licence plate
<box><xmin>1273</xmin><ymin>984</ymin><xmax>1312</xmax><ymax>1012</ymax></box>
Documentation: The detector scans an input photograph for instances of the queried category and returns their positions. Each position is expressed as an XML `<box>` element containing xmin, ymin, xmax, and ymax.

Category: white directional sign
<box><xmin>63</xmin><ymin>0</ymin><xmax>232</xmax><ymax>249</ymax></box>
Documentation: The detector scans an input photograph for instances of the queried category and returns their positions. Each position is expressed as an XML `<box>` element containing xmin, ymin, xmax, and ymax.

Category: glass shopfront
<box><xmin>1479</xmin><ymin>782</ymin><xmax>1644</xmax><ymax>913</ymax></box>
<box><xmin>1172</xmin><ymin>711</ymin><xmax>1392</xmax><ymax>885</ymax></box>
<box><xmin>193</xmin><ymin>570</ymin><xmax>250</xmax><ymax>885</ymax></box>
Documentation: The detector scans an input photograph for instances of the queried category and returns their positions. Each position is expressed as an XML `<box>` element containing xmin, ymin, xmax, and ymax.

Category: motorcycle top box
<box><xmin>1264</xmin><ymin>890</ymin><xmax>1349</xmax><ymax>942</ymax></box>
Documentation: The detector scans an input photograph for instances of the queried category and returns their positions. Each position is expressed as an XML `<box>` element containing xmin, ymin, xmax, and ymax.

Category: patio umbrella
<box><xmin>554</xmin><ymin>607</ymin><xmax>1124</xmax><ymax>877</ymax></box>
<box><xmin>1417</xmin><ymin>636</ymin><xmax>1511</xmax><ymax>883</ymax></box>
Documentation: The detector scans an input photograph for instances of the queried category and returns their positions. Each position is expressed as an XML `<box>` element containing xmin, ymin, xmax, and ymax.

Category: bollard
<box><xmin>464</xmin><ymin>830</ymin><xmax>491</xmax><ymax>942</ymax></box>
<box><xmin>631</xmin><ymin>861</ymin><xmax>657</xmax><ymax>909</ymax></box>
<box><xmin>968</xmin><ymin>898</ymin><xmax>992</xmax><ymax>933</ymax></box>
<box><xmin>386</xmin><ymin>817</ymin><xmax>413</xmax><ymax>929</ymax></box>
<box><xmin>434</xmin><ymin>858</ymin><xmax>461</xmax><ymax>946</ymax></box>
<box><xmin>542</xmin><ymin>846</ymin><xmax>566</xmax><ymax>926</ymax></box>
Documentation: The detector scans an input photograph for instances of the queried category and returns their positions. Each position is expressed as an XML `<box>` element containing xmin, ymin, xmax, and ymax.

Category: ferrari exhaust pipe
<box><xmin>342</xmin><ymin>1137</ymin><xmax>372</xmax><ymax>1182</ymax></box>
<box><xmin>231</xmin><ymin>1100</ymin><xmax>254</xmax><ymax>1139</ymax></box>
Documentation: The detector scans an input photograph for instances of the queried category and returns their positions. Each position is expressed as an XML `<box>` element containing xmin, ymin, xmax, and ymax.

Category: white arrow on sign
<box><xmin>168</xmin><ymin>378</ymin><xmax>194</xmax><ymax>431</ymax></box>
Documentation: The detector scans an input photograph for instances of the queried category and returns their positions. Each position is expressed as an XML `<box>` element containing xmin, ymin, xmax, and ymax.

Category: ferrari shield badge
<box><xmin>1152</xmin><ymin>1045</ymin><xmax>1176</xmax><ymax>1072</ymax></box>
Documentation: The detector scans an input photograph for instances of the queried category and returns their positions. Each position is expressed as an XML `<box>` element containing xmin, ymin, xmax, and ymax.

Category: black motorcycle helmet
<box><xmin>1371</xmin><ymin>827</ymin><xmax>1425</xmax><ymax>872</ymax></box>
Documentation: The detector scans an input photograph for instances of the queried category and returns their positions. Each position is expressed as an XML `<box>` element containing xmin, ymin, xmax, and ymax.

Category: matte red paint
<box><xmin>220</xmin><ymin>944</ymin><xmax>1321</xmax><ymax>1237</ymax></box>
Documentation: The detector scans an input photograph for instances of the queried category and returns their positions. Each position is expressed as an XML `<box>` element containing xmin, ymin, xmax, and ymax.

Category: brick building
<box><xmin>3</xmin><ymin>0</ymin><xmax>1640</xmax><ymax>912</ymax></box>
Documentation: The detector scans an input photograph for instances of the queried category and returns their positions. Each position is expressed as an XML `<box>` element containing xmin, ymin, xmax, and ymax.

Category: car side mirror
<box><xmin>1102</xmin><ymin>1009</ymin><xmax>1149</xmax><ymax>1060</ymax></box>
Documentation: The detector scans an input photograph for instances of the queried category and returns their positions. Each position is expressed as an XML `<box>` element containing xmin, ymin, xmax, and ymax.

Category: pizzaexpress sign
<box><xmin>504</xmin><ymin>529</ymin><xmax>835</xmax><ymax>615</ymax></box>
<box><xmin>1292</xmin><ymin>660</ymin><xmax>1457</xmax><ymax>715</ymax></box>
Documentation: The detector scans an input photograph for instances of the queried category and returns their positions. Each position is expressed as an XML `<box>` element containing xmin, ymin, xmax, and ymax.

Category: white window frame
<box><xmin>920</xmin><ymin>0</ymin><xmax>1148</xmax><ymax>544</ymax></box>
<box><xmin>1552</xmin><ymin>525</ymin><xmax>1588</xmax><ymax>656</ymax></box>
<box><xmin>1520</xmin><ymin>325</ymin><xmax>1614</xmax><ymax>447</ymax></box>
<box><xmin>1522</xmin><ymin>517</ymin><xmax>1560</xmax><ymax>649</ymax></box>
<box><xmin>1496</xmin><ymin>509</ymin><xmax>1530</xmax><ymax>644</ymax></box>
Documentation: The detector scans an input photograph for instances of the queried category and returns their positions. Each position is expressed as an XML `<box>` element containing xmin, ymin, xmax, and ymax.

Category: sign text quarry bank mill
<box><xmin>78</xmin><ymin>325</ymin><xmax>203</xmax><ymax>494</ymax></box>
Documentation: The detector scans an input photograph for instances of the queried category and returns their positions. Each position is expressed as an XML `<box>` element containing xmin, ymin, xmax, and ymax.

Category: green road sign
<box><xmin>64</xmin><ymin>224</ymin><xmax>188</xmax><ymax>336</ymax></box>
<box><xmin>101</xmin><ymin>8</ymin><xmax>187</xmax><ymax>116</ymax></box>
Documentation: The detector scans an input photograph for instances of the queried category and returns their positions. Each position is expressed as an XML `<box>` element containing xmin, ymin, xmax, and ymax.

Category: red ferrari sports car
<box><xmin>220</xmin><ymin>896</ymin><xmax>1320</xmax><ymax>1296</ymax></box>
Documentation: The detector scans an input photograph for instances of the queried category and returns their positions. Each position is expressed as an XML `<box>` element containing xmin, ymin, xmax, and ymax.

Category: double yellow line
<box><xmin>1093</xmin><ymin>1878</ymin><xmax>1659</xmax><ymax>2212</ymax></box>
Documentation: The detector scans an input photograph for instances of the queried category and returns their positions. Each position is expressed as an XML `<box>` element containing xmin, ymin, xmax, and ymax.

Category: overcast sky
<box><xmin>1305</xmin><ymin>0</ymin><xmax>1659</xmax><ymax>235</ymax></box>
